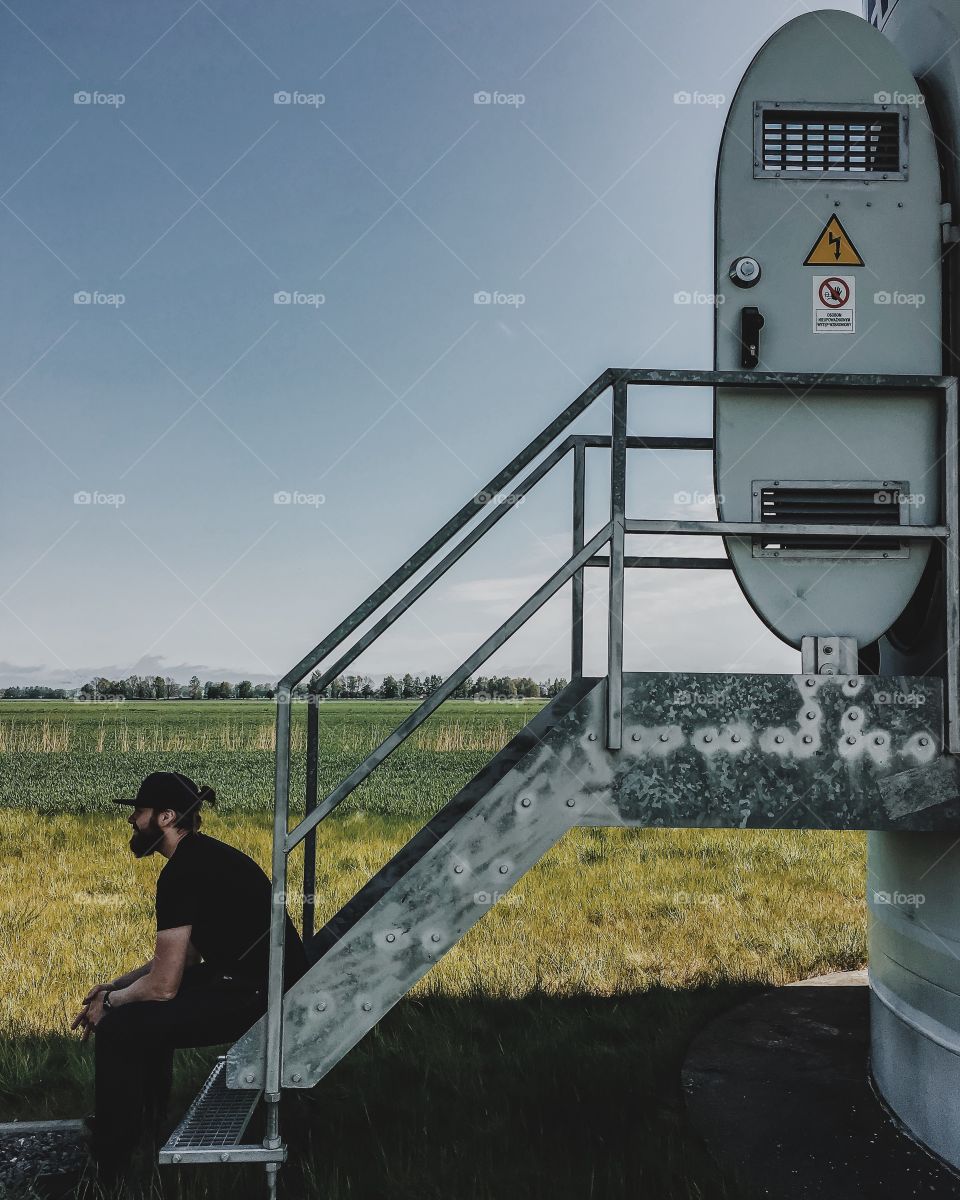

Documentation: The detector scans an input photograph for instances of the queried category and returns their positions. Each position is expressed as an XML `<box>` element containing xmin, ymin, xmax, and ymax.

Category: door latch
<box><xmin>740</xmin><ymin>306</ymin><xmax>764</xmax><ymax>369</ymax></box>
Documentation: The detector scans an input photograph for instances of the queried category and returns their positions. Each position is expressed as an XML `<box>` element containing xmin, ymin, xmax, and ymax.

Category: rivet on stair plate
<box><xmin>386</xmin><ymin>933</ymin><xmax>396</xmax><ymax>943</ymax></box>
<box><xmin>362</xmin><ymin>1001</ymin><xmax>372</xmax><ymax>1012</ymax></box>
<box><xmin>520</xmin><ymin>797</ymin><xmax>531</xmax><ymax>807</ymax></box>
<box><xmin>291</xmin><ymin>1075</ymin><xmax>301</xmax><ymax>1085</ymax></box>
<box><xmin>431</xmin><ymin>933</ymin><xmax>441</xmax><ymax>942</ymax></box>
<box><xmin>587</xmin><ymin>732</ymin><xmax>598</xmax><ymax>741</ymax></box>
<box><xmin>566</xmin><ymin>798</ymin><xmax>576</xmax><ymax>807</ymax></box>
<box><xmin>499</xmin><ymin>864</ymin><xmax>509</xmax><ymax>873</ymax></box>
<box><xmin>454</xmin><ymin>863</ymin><xmax>464</xmax><ymax>873</ymax></box>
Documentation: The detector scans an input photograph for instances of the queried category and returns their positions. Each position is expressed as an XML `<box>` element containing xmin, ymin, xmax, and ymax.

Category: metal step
<box><xmin>159</xmin><ymin>1057</ymin><xmax>285</xmax><ymax>1165</ymax></box>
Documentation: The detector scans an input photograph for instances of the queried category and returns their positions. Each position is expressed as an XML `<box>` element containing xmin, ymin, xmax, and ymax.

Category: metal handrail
<box><xmin>278</xmin><ymin>370</ymin><xmax>616</xmax><ymax>690</ymax></box>
<box><xmin>624</xmin><ymin>519</ymin><xmax>949</xmax><ymax>539</ymax></box>
<box><xmin>302</xmin><ymin>436</ymin><xmax>578</xmax><ymax>698</ymax></box>
<box><xmin>301</xmin><ymin>435</ymin><xmax>717</xmax><ymax>699</ymax></box>
<box><xmin>285</xmin><ymin>521</ymin><xmax>614</xmax><ymax>852</ymax></box>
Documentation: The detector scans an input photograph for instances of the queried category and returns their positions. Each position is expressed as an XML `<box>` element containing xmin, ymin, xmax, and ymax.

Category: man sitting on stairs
<box><xmin>71</xmin><ymin>770</ymin><xmax>308</xmax><ymax>1181</ymax></box>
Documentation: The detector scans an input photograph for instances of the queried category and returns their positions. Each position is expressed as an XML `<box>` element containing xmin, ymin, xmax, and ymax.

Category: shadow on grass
<box><xmin>2</xmin><ymin>984</ymin><xmax>765</xmax><ymax>1200</ymax></box>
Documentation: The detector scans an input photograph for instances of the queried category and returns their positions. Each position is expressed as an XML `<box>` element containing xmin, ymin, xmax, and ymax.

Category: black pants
<box><xmin>92</xmin><ymin>963</ymin><xmax>266</xmax><ymax>1167</ymax></box>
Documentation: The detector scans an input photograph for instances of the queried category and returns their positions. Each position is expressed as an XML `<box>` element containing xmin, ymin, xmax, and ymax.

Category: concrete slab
<box><xmin>682</xmin><ymin>971</ymin><xmax>960</xmax><ymax>1198</ymax></box>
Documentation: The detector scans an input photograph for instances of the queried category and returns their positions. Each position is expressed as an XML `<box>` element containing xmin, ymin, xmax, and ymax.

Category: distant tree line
<box><xmin>2</xmin><ymin>673</ymin><xmax>569</xmax><ymax>702</ymax></box>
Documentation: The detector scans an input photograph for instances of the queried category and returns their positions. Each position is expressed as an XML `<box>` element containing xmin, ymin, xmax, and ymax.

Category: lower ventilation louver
<box><xmin>751</xmin><ymin>480</ymin><xmax>907</xmax><ymax>559</ymax></box>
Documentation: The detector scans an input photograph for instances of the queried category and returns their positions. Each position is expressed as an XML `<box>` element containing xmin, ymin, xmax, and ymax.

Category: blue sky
<box><xmin>0</xmin><ymin>0</ymin><xmax>858</xmax><ymax>689</ymax></box>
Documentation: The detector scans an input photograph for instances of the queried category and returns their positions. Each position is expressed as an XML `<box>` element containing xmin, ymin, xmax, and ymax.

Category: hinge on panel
<box><xmin>940</xmin><ymin>202</ymin><xmax>960</xmax><ymax>243</ymax></box>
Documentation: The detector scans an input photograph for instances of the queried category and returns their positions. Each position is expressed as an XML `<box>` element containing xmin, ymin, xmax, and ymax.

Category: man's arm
<box><xmin>107</xmin><ymin>926</ymin><xmax>193</xmax><ymax>1006</ymax></box>
<box><xmin>82</xmin><ymin>960</ymin><xmax>152</xmax><ymax>1003</ymax></box>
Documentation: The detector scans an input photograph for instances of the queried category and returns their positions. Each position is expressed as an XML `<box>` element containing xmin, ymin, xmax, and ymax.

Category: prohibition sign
<box><xmin>818</xmin><ymin>277</ymin><xmax>849</xmax><ymax>308</ymax></box>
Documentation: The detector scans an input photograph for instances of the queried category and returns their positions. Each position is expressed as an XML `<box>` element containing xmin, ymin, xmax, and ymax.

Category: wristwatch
<box><xmin>102</xmin><ymin>988</ymin><xmax>115</xmax><ymax>1009</ymax></box>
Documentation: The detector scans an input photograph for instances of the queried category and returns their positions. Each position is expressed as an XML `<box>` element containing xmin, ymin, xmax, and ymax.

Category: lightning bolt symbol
<box><xmin>829</xmin><ymin>231</ymin><xmax>842</xmax><ymax>260</ymax></box>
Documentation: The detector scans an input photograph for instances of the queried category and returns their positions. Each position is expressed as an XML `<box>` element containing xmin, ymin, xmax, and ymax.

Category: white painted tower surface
<box><xmin>716</xmin><ymin>5</ymin><xmax>960</xmax><ymax>1169</ymax></box>
<box><xmin>865</xmin><ymin>0</ymin><xmax>960</xmax><ymax>1168</ymax></box>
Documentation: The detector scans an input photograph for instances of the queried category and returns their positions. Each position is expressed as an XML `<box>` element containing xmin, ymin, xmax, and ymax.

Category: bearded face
<box><xmin>129</xmin><ymin>809</ymin><xmax>165</xmax><ymax>858</ymax></box>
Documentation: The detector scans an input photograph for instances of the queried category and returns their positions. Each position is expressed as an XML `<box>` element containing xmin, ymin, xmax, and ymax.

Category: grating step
<box><xmin>159</xmin><ymin>1057</ymin><xmax>285</xmax><ymax>1165</ymax></box>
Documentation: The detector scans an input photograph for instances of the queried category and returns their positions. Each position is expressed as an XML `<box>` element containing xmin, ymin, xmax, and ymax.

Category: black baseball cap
<box><xmin>115</xmin><ymin>771</ymin><xmax>215</xmax><ymax>816</ymax></box>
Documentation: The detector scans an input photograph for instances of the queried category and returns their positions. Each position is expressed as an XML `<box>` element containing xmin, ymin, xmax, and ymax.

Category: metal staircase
<box><xmin>158</xmin><ymin>368</ymin><xmax>959</xmax><ymax>1195</ymax></box>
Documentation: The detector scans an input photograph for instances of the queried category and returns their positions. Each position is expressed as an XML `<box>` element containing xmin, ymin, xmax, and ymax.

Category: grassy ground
<box><xmin>0</xmin><ymin>702</ymin><xmax>868</xmax><ymax>1198</ymax></box>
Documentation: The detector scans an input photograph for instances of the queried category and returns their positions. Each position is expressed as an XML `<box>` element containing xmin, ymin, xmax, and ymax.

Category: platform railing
<box><xmin>258</xmin><ymin>368</ymin><xmax>959</xmax><ymax>1168</ymax></box>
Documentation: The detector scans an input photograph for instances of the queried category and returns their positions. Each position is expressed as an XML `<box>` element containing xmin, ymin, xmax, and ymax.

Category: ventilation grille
<box><xmin>753</xmin><ymin>483</ymin><xmax>906</xmax><ymax>558</ymax></box>
<box><xmin>757</xmin><ymin>107</ymin><xmax>903</xmax><ymax>177</ymax></box>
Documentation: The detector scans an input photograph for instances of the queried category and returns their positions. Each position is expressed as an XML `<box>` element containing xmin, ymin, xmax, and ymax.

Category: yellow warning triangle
<box><xmin>804</xmin><ymin>215</ymin><xmax>864</xmax><ymax>266</ymax></box>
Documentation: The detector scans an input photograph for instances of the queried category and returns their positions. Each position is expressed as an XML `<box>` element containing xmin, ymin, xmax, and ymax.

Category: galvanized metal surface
<box><xmin>264</xmin><ymin>688</ymin><xmax>292</xmax><ymax>1104</ymax></box>
<box><xmin>302</xmin><ymin>696</ymin><xmax>318</xmax><ymax>942</ymax></box>
<box><xmin>229</xmin><ymin>671</ymin><xmax>957</xmax><ymax>1090</ymax></box>
<box><xmin>624</xmin><ymin>518</ymin><xmax>948</xmax><ymax>540</ymax></box>
<box><xmin>606</xmin><ymin>382</ymin><xmax>627</xmax><ymax>750</ymax></box>
<box><xmin>302</xmin><ymin>678</ymin><xmax>600</xmax><ymax>967</ymax></box>
<box><xmin>591</xmin><ymin>673</ymin><xmax>954</xmax><ymax>830</ymax></box>
<box><xmin>587</xmin><ymin>555</ymin><xmax>731</xmax><ymax>569</ymax></box>
<box><xmin>158</xmin><ymin>1058</ymin><xmax>277</xmax><ymax>1166</ymax></box>
<box><xmin>229</xmin><ymin>681</ymin><xmax>608</xmax><ymax>1089</ymax></box>
<box><xmin>571</xmin><ymin>439</ymin><xmax>585</xmax><ymax>680</ymax></box>
<box><xmin>285</xmin><ymin>523</ymin><xmax>613</xmax><ymax>853</ymax></box>
<box><xmin>611</xmin><ymin>370</ymin><xmax>953</xmax><ymax>389</ymax></box>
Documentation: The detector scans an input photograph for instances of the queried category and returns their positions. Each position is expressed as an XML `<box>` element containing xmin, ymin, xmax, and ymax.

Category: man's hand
<box><xmin>71</xmin><ymin>990</ymin><xmax>109</xmax><ymax>1042</ymax></box>
<box><xmin>81</xmin><ymin>982</ymin><xmax>113</xmax><ymax>1005</ymax></box>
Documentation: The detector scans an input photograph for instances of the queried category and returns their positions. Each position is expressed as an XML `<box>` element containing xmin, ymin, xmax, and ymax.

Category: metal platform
<box><xmin>158</xmin><ymin>1057</ymin><xmax>283</xmax><ymax>1165</ymax></box>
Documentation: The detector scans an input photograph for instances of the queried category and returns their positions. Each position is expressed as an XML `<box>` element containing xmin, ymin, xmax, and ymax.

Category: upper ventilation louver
<box><xmin>755</xmin><ymin>103</ymin><xmax>906</xmax><ymax>179</ymax></box>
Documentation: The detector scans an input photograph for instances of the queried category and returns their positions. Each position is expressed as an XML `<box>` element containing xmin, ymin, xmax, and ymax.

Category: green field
<box><xmin>0</xmin><ymin>700</ymin><xmax>544</xmax><ymax>818</ymax></box>
<box><xmin>0</xmin><ymin>701</ymin><xmax>867</xmax><ymax>1198</ymax></box>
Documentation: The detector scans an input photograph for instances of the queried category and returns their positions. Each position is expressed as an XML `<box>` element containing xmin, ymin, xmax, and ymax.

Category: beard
<box><xmin>129</xmin><ymin>813</ymin><xmax>165</xmax><ymax>858</ymax></box>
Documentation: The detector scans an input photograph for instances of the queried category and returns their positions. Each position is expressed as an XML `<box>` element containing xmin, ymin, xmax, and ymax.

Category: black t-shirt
<box><xmin>155</xmin><ymin>831</ymin><xmax>308</xmax><ymax>990</ymax></box>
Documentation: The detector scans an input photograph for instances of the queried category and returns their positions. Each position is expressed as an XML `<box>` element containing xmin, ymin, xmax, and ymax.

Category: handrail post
<box><xmin>572</xmin><ymin>439</ymin><xmax>586</xmax><ymax>680</ymax></box>
<box><xmin>607</xmin><ymin>379</ymin><xmax>627</xmax><ymax>749</ymax></box>
<box><xmin>263</xmin><ymin>685</ymin><xmax>292</xmax><ymax>1143</ymax></box>
<box><xmin>302</xmin><ymin>694</ymin><xmax>319</xmax><ymax>941</ymax></box>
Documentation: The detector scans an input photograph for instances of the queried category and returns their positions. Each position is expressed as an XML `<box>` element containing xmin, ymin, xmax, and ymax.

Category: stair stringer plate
<box><xmin>227</xmin><ymin>676</ymin><xmax>612</xmax><ymax>1089</ymax></box>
